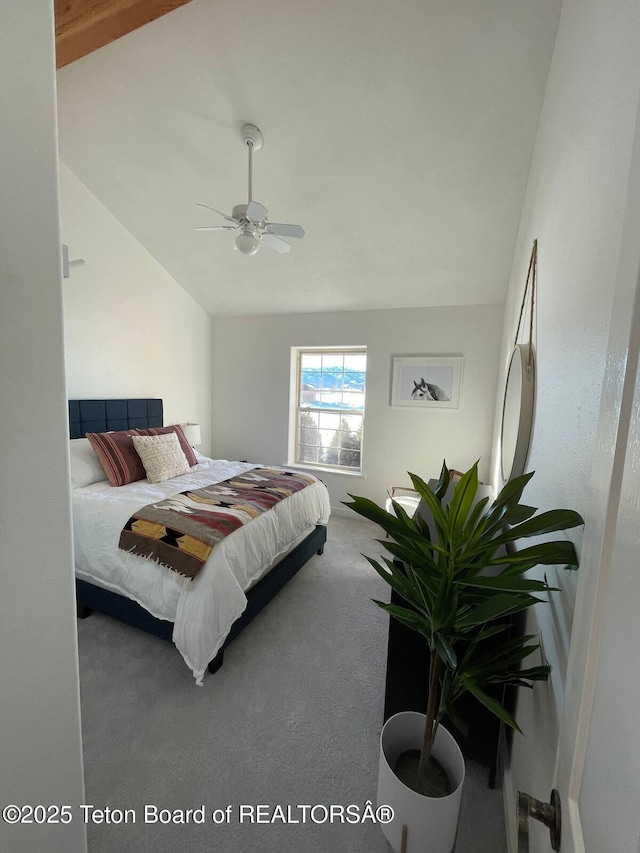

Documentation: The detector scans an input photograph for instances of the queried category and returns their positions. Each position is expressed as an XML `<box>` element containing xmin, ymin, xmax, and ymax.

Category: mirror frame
<box><xmin>500</xmin><ymin>342</ymin><xmax>535</xmax><ymax>482</ymax></box>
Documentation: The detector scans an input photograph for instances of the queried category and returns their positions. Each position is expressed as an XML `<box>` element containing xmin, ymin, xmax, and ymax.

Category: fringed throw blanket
<box><xmin>119</xmin><ymin>467</ymin><xmax>315</xmax><ymax>580</ymax></box>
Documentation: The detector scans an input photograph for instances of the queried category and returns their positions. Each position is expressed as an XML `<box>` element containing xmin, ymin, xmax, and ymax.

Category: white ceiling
<box><xmin>56</xmin><ymin>0</ymin><xmax>561</xmax><ymax>317</ymax></box>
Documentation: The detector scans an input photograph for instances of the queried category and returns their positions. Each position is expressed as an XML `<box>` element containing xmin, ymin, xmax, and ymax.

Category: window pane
<box><xmin>325</xmin><ymin>371</ymin><xmax>344</xmax><ymax>393</ymax></box>
<box><xmin>337</xmin><ymin>429</ymin><xmax>361</xmax><ymax>450</ymax></box>
<box><xmin>301</xmin><ymin>353</ymin><xmax>322</xmax><ymax>371</ymax></box>
<box><xmin>318</xmin><ymin>412</ymin><xmax>341</xmax><ymax>430</ymax></box>
<box><xmin>318</xmin><ymin>428</ymin><xmax>336</xmax><ymax>448</ymax></box>
<box><xmin>298</xmin><ymin>410</ymin><xmax>318</xmax><ymax>428</ymax></box>
<box><xmin>342</xmin><ymin>389</ymin><xmax>365</xmax><ymax>412</ymax></box>
<box><xmin>344</xmin><ymin>353</ymin><xmax>366</xmax><ymax>373</ymax></box>
<box><xmin>320</xmin><ymin>390</ymin><xmax>341</xmax><ymax>409</ymax></box>
<box><xmin>305</xmin><ymin>397</ymin><xmax>324</xmax><ymax>410</ymax></box>
<box><xmin>299</xmin><ymin>445</ymin><xmax>319</xmax><ymax>464</ymax></box>
<box><xmin>321</xmin><ymin>353</ymin><xmax>344</xmax><ymax>370</ymax></box>
<box><xmin>320</xmin><ymin>370</ymin><xmax>341</xmax><ymax>391</ymax></box>
<box><xmin>298</xmin><ymin>425</ymin><xmax>319</xmax><ymax>447</ymax></box>
<box><xmin>321</xmin><ymin>445</ymin><xmax>339</xmax><ymax>466</ymax></box>
<box><xmin>341</xmin><ymin>413</ymin><xmax>363</xmax><ymax>433</ymax></box>
<box><xmin>339</xmin><ymin>449</ymin><xmax>360</xmax><ymax>469</ymax></box>
<box><xmin>300</xmin><ymin>384</ymin><xmax>320</xmax><ymax>406</ymax></box>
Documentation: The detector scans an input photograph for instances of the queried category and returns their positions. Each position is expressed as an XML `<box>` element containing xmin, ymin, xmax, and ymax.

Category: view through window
<box><xmin>293</xmin><ymin>348</ymin><xmax>366</xmax><ymax>472</ymax></box>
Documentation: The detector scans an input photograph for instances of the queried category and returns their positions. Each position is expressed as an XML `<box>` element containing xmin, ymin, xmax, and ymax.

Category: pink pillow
<box><xmin>138</xmin><ymin>424</ymin><xmax>197</xmax><ymax>467</ymax></box>
<box><xmin>86</xmin><ymin>430</ymin><xmax>145</xmax><ymax>487</ymax></box>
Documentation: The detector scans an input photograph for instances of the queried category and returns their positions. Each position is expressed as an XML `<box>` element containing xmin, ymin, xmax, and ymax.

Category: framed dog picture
<box><xmin>391</xmin><ymin>356</ymin><xmax>464</xmax><ymax>408</ymax></box>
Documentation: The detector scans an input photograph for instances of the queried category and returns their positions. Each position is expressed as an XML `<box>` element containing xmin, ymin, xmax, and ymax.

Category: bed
<box><xmin>69</xmin><ymin>399</ymin><xmax>330</xmax><ymax>684</ymax></box>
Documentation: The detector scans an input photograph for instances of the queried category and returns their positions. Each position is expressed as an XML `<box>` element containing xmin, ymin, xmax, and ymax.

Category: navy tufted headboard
<box><xmin>68</xmin><ymin>399</ymin><xmax>163</xmax><ymax>438</ymax></box>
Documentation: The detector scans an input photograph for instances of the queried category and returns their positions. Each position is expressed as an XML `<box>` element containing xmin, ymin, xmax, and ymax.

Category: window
<box><xmin>292</xmin><ymin>347</ymin><xmax>366</xmax><ymax>472</ymax></box>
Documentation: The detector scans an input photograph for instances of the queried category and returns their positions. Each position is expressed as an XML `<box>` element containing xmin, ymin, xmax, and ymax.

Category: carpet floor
<box><xmin>77</xmin><ymin>515</ymin><xmax>507</xmax><ymax>852</ymax></box>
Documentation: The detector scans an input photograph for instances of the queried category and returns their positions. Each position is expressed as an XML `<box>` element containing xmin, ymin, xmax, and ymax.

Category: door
<box><xmin>549</xmin><ymin>92</ymin><xmax>640</xmax><ymax>853</ymax></box>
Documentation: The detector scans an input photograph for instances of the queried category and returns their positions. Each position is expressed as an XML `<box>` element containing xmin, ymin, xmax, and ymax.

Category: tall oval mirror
<box><xmin>500</xmin><ymin>343</ymin><xmax>535</xmax><ymax>482</ymax></box>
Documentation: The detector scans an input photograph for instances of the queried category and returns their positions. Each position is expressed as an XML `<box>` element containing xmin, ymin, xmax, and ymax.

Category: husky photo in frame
<box><xmin>391</xmin><ymin>356</ymin><xmax>464</xmax><ymax>408</ymax></box>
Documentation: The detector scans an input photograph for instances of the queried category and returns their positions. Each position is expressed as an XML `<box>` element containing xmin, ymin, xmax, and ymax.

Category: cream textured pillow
<box><xmin>132</xmin><ymin>432</ymin><xmax>190</xmax><ymax>484</ymax></box>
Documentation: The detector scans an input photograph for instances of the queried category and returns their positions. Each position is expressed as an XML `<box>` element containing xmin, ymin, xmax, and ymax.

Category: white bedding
<box><xmin>72</xmin><ymin>458</ymin><xmax>331</xmax><ymax>684</ymax></box>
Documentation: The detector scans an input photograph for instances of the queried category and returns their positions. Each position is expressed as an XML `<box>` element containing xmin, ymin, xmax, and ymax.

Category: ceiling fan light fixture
<box><xmin>235</xmin><ymin>231</ymin><xmax>260</xmax><ymax>255</ymax></box>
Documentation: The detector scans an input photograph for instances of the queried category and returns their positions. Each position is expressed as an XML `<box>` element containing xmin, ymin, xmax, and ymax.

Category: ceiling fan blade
<box><xmin>246</xmin><ymin>201</ymin><xmax>268</xmax><ymax>222</ymax></box>
<box><xmin>265</xmin><ymin>223</ymin><xmax>305</xmax><ymax>239</ymax></box>
<box><xmin>195</xmin><ymin>225</ymin><xmax>239</xmax><ymax>231</ymax></box>
<box><xmin>260</xmin><ymin>232</ymin><xmax>291</xmax><ymax>254</ymax></box>
<box><xmin>195</xmin><ymin>203</ymin><xmax>237</xmax><ymax>223</ymax></box>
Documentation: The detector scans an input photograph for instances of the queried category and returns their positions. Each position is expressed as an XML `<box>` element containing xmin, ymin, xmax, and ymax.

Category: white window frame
<box><xmin>289</xmin><ymin>346</ymin><xmax>366</xmax><ymax>474</ymax></box>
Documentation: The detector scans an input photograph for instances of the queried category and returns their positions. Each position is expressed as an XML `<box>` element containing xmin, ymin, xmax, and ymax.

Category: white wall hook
<box><xmin>61</xmin><ymin>243</ymin><xmax>86</xmax><ymax>278</ymax></box>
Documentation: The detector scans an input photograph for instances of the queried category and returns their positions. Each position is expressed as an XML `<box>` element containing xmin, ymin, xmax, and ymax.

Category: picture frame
<box><xmin>391</xmin><ymin>356</ymin><xmax>464</xmax><ymax>408</ymax></box>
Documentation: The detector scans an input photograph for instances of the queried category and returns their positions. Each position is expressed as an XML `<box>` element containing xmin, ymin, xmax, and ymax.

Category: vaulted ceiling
<box><xmin>55</xmin><ymin>0</ymin><xmax>561</xmax><ymax>317</ymax></box>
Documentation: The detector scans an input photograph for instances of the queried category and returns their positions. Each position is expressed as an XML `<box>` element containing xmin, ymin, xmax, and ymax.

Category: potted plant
<box><xmin>345</xmin><ymin>461</ymin><xmax>583</xmax><ymax>853</ymax></box>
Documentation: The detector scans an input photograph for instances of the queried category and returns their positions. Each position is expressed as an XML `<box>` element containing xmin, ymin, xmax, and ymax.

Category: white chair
<box><xmin>385</xmin><ymin>470</ymin><xmax>467</xmax><ymax>518</ymax></box>
<box><xmin>385</xmin><ymin>485</ymin><xmax>422</xmax><ymax>518</ymax></box>
<box><xmin>385</xmin><ymin>471</ymin><xmax>491</xmax><ymax>521</ymax></box>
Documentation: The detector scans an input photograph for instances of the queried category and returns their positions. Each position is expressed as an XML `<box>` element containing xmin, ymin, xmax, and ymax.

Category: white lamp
<box><xmin>181</xmin><ymin>423</ymin><xmax>202</xmax><ymax>447</ymax></box>
<box><xmin>235</xmin><ymin>230</ymin><xmax>260</xmax><ymax>255</ymax></box>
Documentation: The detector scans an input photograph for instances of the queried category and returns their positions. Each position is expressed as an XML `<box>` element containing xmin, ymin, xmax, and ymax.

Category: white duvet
<box><xmin>72</xmin><ymin>458</ymin><xmax>331</xmax><ymax>684</ymax></box>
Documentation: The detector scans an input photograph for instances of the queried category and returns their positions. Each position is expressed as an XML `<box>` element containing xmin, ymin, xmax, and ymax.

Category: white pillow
<box><xmin>132</xmin><ymin>432</ymin><xmax>191</xmax><ymax>484</ymax></box>
<box><xmin>69</xmin><ymin>438</ymin><xmax>108</xmax><ymax>488</ymax></box>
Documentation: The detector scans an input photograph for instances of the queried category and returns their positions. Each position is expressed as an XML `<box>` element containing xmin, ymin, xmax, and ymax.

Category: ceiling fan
<box><xmin>195</xmin><ymin>123</ymin><xmax>305</xmax><ymax>255</ymax></box>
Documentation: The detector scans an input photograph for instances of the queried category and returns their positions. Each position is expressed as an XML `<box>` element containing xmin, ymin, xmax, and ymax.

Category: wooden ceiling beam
<box><xmin>55</xmin><ymin>0</ymin><xmax>194</xmax><ymax>69</ymax></box>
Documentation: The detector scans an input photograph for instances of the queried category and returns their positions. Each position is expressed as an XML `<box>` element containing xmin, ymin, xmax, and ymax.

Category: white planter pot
<box><xmin>378</xmin><ymin>712</ymin><xmax>465</xmax><ymax>853</ymax></box>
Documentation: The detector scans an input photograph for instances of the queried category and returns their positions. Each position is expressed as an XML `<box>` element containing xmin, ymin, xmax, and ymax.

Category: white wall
<box><xmin>59</xmin><ymin>163</ymin><xmax>213</xmax><ymax>453</ymax></box>
<box><xmin>0</xmin><ymin>3</ymin><xmax>86</xmax><ymax>851</ymax></box>
<box><xmin>212</xmin><ymin>304</ymin><xmax>502</xmax><ymax>510</ymax></box>
<box><xmin>491</xmin><ymin>0</ymin><xmax>640</xmax><ymax>848</ymax></box>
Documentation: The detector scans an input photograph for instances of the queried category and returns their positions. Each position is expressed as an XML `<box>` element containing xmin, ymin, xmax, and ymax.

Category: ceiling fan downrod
<box><xmin>242</xmin><ymin>123</ymin><xmax>263</xmax><ymax>207</ymax></box>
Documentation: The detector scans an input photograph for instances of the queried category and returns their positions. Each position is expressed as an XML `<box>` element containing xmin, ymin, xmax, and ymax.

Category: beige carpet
<box><xmin>77</xmin><ymin>515</ymin><xmax>507</xmax><ymax>852</ymax></box>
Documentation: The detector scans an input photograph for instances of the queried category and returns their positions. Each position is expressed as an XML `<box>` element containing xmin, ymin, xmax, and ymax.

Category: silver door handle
<box><xmin>517</xmin><ymin>788</ymin><xmax>561</xmax><ymax>852</ymax></box>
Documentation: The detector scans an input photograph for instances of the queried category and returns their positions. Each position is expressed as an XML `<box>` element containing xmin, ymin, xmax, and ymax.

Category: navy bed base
<box><xmin>70</xmin><ymin>398</ymin><xmax>327</xmax><ymax>677</ymax></box>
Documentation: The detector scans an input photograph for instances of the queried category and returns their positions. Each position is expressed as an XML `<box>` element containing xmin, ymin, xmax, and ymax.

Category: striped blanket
<box><xmin>119</xmin><ymin>467</ymin><xmax>315</xmax><ymax>580</ymax></box>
